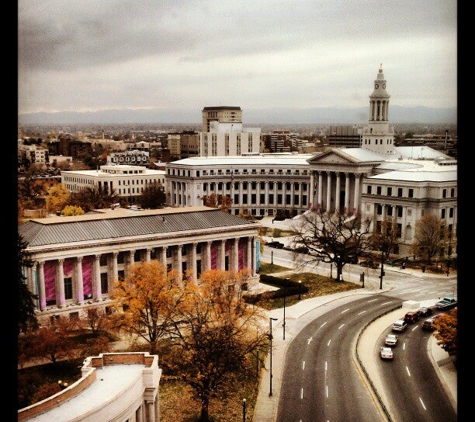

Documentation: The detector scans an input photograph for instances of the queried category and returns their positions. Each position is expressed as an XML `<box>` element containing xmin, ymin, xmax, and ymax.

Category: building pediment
<box><xmin>307</xmin><ymin>149</ymin><xmax>360</xmax><ymax>165</ymax></box>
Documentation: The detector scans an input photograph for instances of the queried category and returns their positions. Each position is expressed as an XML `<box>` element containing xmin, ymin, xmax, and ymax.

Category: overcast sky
<box><xmin>18</xmin><ymin>0</ymin><xmax>457</xmax><ymax>116</ymax></box>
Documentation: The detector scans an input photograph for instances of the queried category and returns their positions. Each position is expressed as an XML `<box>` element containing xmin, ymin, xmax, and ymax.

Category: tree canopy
<box><xmin>140</xmin><ymin>181</ymin><xmax>166</xmax><ymax>209</ymax></box>
<box><xmin>290</xmin><ymin>211</ymin><xmax>372</xmax><ymax>281</ymax></box>
<box><xmin>108</xmin><ymin>261</ymin><xmax>185</xmax><ymax>355</ymax></box>
<box><xmin>166</xmin><ymin>269</ymin><xmax>268</xmax><ymax>421</ymax></box>
<box><xmin>18</xmin><ymin>234</ymin><xmax>38</xmax><ymax>334</ymax></box>
<box><xmin>411</xmin><ymin>214</ymin><xmax>448</xmax><ymax>263</ymax></box>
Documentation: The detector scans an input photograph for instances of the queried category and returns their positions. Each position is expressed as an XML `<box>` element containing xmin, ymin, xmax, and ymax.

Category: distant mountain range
<box><xmin>18</xmin><ymin>106</ymin><xmax>457</xmax><ymax>126</ymax></box>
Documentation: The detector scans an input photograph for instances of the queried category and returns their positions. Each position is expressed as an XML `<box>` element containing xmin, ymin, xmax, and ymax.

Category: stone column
<box><xmin>127</xmin><ymin>250</ymin><xmax>135</xmax><ymax>277</ymax></box>
<box><xmin>317</xmin><ymin>171</ymin><xmax>323</xmax><ymax>211</ymax></box>
<box><xmin>344</xmin><ymin>172</ymin><xmax>350</xmax><ymax>214</ymax></box>
<box><xmin>146</xmin><ymin>248</ymin><xmax>152</xmax><ymax>262</ymax></box>
<box><xmin>176</xmin><ymin>245</ymin><xmax>182</xmax><ymax>281</ymax></box>
<box><xmin>233</xmin><ymin>238</ymin><xmax>239</xmax><ymax>271</ymax></box>
<box><xmin>75</xmin><ymin>257</ymin><xmax>84</xmax><ymax>305</ymax></box>
<box><xmin>353</xmin><ymin>174</ymin><xmax>361</xmax><ymax>215</ymax></box>
<box><xmin>219</xmin><ymin>240</ymin><xmax>226</xmax><ymax>270</ymax></box>
<box><xmin>204</xmin><ymin>241</ymin><xmax>211</xmax><ymax>270</ymax></box>
<box><xmin>191</xmin><ymin>243</ymin><xmax>197</xmax><ymax>280</ymax></box>
<box><xmin>247</xmin><ymin>237</ymin><xmax>253</xmax><ymax>274</ymax></box>
<box><xmin>326</xmin><ymin>171</ymin><xmax>332</xmax><ymax>213</ymax></box>
<box><xmin>111</xmin><ymin>252</ymin><xmax>119</xmax><ymax>284</ymax></box>
<box><xmin>309</xmin><ymin>172</ymin><xmax>315</xmax><ymax>208</ymax></box>
<box><xmin>161</xmin><ymin>247</ymin><xmax>167</xmax><ymax>270</ymax></box>
<box><xmin>93</xmin><ymin>255</ymin><xmax>102</xmax><ymax>301</ymax></box>
<box><xmin>335</xmin><ymin>172</ymin><xmax>341</xmax><ymax>214</ymax></box>
<box><xmin>56</xmin><ymin>259</ymin><xmax>65</xmax><ymax>307</ymax></box>
<box><xmin>37</xmin><ymin>261</ymin><xmax>46</xmax><ymax>310</ymax></box>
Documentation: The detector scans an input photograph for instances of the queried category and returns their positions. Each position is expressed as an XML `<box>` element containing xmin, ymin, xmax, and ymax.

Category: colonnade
<box><xmin>309</xmin><ymin>170</ymin><xmax>362</xmax><ymax>215</ymax></box>
<box><xmin>26</xmin><ymin>236</ymin><xmax>256</xmax><ymax>311</ymax></box>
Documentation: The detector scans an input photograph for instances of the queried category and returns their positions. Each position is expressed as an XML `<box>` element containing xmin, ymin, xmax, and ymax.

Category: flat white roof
<box><xmin>26</xmin><ymin>365</ymin><xmax>144</xmax><ymax>422</ymax></box>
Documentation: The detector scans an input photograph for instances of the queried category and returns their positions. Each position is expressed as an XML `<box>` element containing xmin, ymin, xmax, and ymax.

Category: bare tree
<box><xmin>411</xmin><ymin>214</ymin><xmax>448</xmax><ymax>264</ymax></box>
<box><xmin>290</xmin><ymin>211</ymin><xmax>372</xmax><ymax>281</ymax></box>
<box><xmin>370</xmin><ymin>216</ymin><xmax>401</xmax><ymax>260</ymax></box>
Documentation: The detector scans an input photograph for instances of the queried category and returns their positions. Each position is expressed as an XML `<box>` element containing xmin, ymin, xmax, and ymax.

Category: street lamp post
<box><xmin>242</xmin><ymin>398</ymin><xmax>247</xmax><ymax>422</ymax></box>
<box><xmin>379</xmin><ymin>249</ymin><xmax>385</xmax><ymax>289</ymax></box>
<box><xmin>283</xmin><ymin>281</ymin><xmax>288</xmax><ymax>340</ymax></box>
<box><xmin>298</xmin><ymin>280</ymin><xmax>302</xmax><ymax>300</ymax></box>
<box><xmin>269</xmin><ymin>317</ymin><xmax>277</xmax><ymax>396</ymax></box>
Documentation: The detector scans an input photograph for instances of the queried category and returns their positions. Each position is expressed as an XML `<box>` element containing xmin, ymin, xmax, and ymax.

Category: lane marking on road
<box><xmin>338</xmin><ymin>324</ymin><xmax>345</xmax><ymax>330</ymax></box>
<box><xmin>301</xmin><ymin>388</ymin><xmax>304</xmax><ymax>399</ymax></box>
<box><xmin>307</xmin><ymin>337</ymin><xmax>313</xmax><ymax>345</ymax></box>
<box><xmin>357</xmin><ymin>310</ymin><xmax>367</xmax><ymax>315</ymax></box>
<box><xmin>341</xmin><ymin>308</ymin><xmax>350</xmax><ymax>314</ymax></box>
<box><xmin>327</xmin><ymin>339</ymin><xmax>332</xmax><ymax>346</ymax></box>
<box><xmin>406</xmin><ymin>366</ymin><xmax>411</xmax><ymax>377</ymax></box>
<box><xmin>302</xmin><ymin>361</ymin><xmax>305</xmax><ymax>370</ymax></box>
<box><xmin>419</xmin><ymin>397</ymin><xmax>427</xmax><ymax>410</ymax></box>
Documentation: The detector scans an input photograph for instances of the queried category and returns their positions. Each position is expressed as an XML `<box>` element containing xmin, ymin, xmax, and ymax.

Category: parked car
<box><xmin>380</xmin><ymin>347</ymin><xmax>394</xmax><ymax>360</ymax></box>
<box><xmin>435</xmin><ymin>297</ymin><xmax>457</xmax><ymax>309</ymax></box>
<box><xmin>384</xmin><ymin>333</ymin><xmax>398</xmax><ymax>346</ymax></box>
<box><xmin>266</xmin><ymin>241</ymin><xmax>285</xmax><ymax>249</ymax></box>
<box><xmin>417</xmin><ymin>307</ymin><xmax>434</xmax><ymax>318</ymax></box>
<box><xmin>404</xmin><ymin>311</ymin><xmax>420</xmax><ymax>324</ymax></box>
<box><xmin>392</xmin><ymin>319</ymin><xmax>408</xmax><ymax>332</ymax></box>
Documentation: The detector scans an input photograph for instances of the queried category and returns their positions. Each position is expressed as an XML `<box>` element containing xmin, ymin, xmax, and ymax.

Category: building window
<box><xmin>441</xmin><ymin>209</ymin><xmax>446</xmax><ymax>219</ymax></box>
<box><xmin>408</xmin><ymin>189</ymin><xmax>414</xmax><ymax>198</ymax></box>
<box><xmin>277</xmin><ymin>194</ymin><xmax>283</xmax><ymax>205</ymax></box>
<box><xmin>377</xmin><ymin>204</ymin><xmax>382</xmax><ymax>215</ymax></box>
<box><xmin>442</xmin><ymin>189</ymin><xmax>447</xmax><ymax>198</ymax></box>
<box><xmin>397</xmin><ymin>206</ymin><xmax>403</xmax><ymax>218</ymax></box>
<box><xmin>449</xmin><ymin>208</ymin><xmax>454</xmax><ymax>218</ymax></box>
<box><xmin>387</xmin><ymin>187</ymin><xmax>392</xmax><ymax>196</ymax></box>
<box><xmin>234</xmin><ymin>193</ymin><xmax>239</xmax><ymax>204</ymax></box>
<box><xmin>397</xmin><ymin>188</ymin><xmax>403</xmax><ymax>197</ymax></box>
<box><xmin>64</xmin><ymin>277</ymin><xmax>73</xmax><ymax>300</ymax></box>
<box><xmin>367</xmin><ymin>185</ymin><xmax>372</xmax><ymax>194</ymax></box>
<box><xmin>243</xmin><ymin>194</ymin><xmax>248</xmax><ymax>203</ymax></box>
<box><xmin>251</xmin><ymin>194</ymin><xmax>256</xmax><ymax>204</ymax></box>
<box><xmin>269</xmin><ymin>194</ymin><xmax>274</xmax><ymax>204</ymax></box>
<box><xmin>101</xmin><ymin>273</ymin><xmax>108</xmax><ymax>294</ymax></box>
<box><xmin>377</xmin><ymin>186</ymin><xmax>382</xmax><ymax>195</ymax></box>
<box><xmin>451</xmin><ymin>188</ymin><xmax>455</xmax><ymax>197</ymax></box>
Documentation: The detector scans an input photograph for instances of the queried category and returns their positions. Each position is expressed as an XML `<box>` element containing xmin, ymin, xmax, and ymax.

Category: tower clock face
<box><xmin>375</xmin><ymin>84</ymin><xmax>379</xmax><ymax>89</ymax></box>
<box><xmin>382</xmin><ymin>84</ymin><xmax>386</xmax><ymax>89</ymax></box>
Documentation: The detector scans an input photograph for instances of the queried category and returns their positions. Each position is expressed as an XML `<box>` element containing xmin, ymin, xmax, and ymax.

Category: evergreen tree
<box><xmin>18</xmin><ymin>234</ymin><xmax>39</xmax><ymax>334</ymax></box>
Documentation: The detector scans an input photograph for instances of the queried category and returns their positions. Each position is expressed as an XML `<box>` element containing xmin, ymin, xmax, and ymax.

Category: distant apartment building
<box><xmin>327</xmin><ymin>125</ymin><xmax>362</xmax><ymax>148</ymax></box>
<box><xmin>18</xmin><ymin>140</ymin><xmax>49</xmax><ymax>167</ymax></box>
<box><xmin>107</xmin><ymin>150</ymin><xmax>150</xmax><ymax>166</ymax></box>
<box><xmin>61</xmin><ymin>164</ymin><xmax>166</xmax><ymax>205</ymax></box>
<box><xmin>202</xmin><ymin>106</ymin><xmax>243</xmax><ymax>132</ymax></box>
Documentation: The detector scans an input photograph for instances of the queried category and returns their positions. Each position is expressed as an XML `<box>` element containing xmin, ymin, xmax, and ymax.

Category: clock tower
<box><xmin>361</xmin><ymin>64</ymin><xmax>397</xmax><ymax>156</ymax></box>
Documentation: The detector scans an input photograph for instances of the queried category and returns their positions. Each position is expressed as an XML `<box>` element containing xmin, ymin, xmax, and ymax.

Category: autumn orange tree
<box><xmin>433</xmin><ymin>307</ymin><xmax>457</xmax><ymax>355</ymax></box>
<box><xmin>166</xmin><ymin>269</ymin><xmax>269</xmax><ymax>422</ymax></box>
<box><xmin>19</xmin><ymin>317</ymin><xmax>81</xmax><ymax>365</ymax></box>
<box><xmin>202</xmin><ymin>193</ymin><xmax>233</xmax><ymax>213</ymax></box>
<box><xmin>108</xmin><ymin>261</ymin><xmax>186</xmax><ymax>354</ymax></box>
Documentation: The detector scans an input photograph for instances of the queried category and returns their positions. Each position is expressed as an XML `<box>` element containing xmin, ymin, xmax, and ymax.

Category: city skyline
<box><xmin>19</xmin><ymin>0</ymin><xmax>457</xmax><ymax>116</ymax></box>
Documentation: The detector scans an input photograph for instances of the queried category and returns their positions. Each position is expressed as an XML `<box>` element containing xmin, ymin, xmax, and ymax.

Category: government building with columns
<box><xmin>19</xmin><ymin>206</ymin><xmax>261</xmax><ymax>324</ymax></box>
<box><xmin>165</xmin><ymin>66</ymin><xmax>457</xmax><ymax>256</ymax></box>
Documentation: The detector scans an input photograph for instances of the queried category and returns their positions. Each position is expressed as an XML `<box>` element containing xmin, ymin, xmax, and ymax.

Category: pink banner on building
<box><xmin>82</xmin><ymin>256</ymin><xmax>93</xmax><ymax>297</ymax></box>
